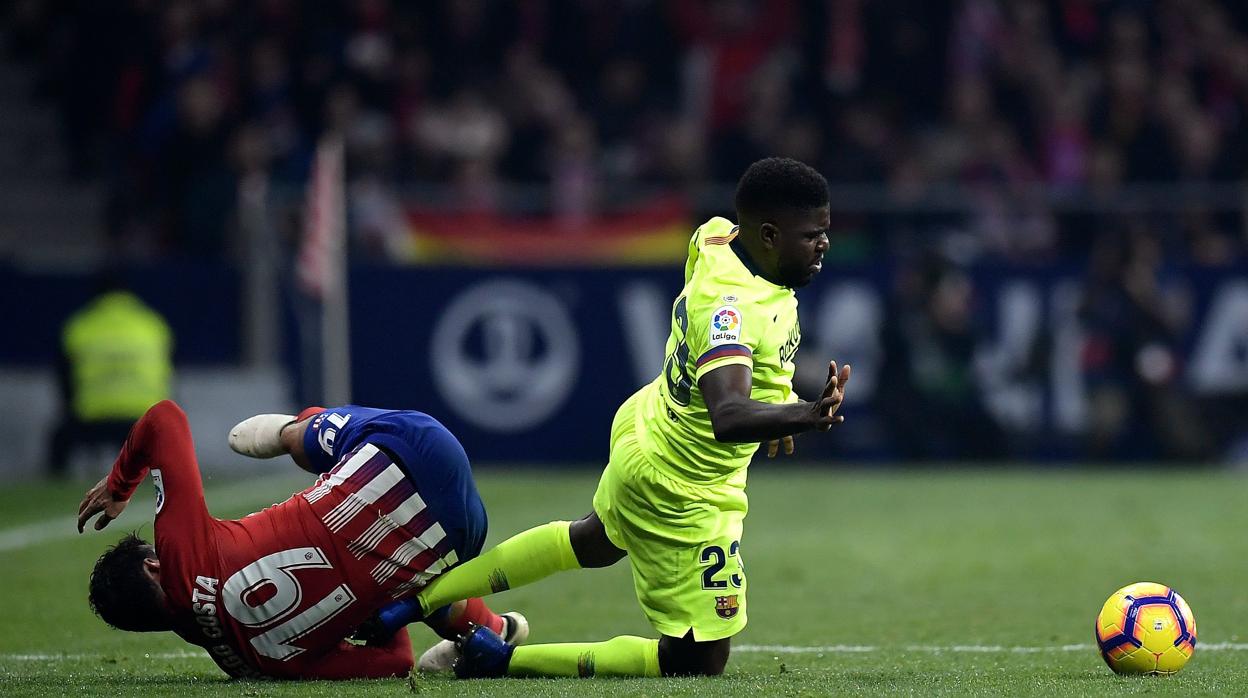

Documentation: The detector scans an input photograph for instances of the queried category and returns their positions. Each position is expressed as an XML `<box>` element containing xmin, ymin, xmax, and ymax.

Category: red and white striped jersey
<box><xmin>104</xmin><ymin>401</ymin><xmax>457</xmax><ymax>679</ymax></box>
<box><xmin>301</xmin><ymin>442</ymin><xmax>459</xmax><ymax>600</ymax></box>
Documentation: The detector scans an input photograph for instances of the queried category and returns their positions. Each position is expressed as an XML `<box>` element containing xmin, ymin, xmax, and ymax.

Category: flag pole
<box><xmin>321</xmin><ymin>136</ymin><xmax>351</xmax><ymax>406</ymax></box>
<box><xmin>299</xmin><ymin>134</ymin><xmax>351</xmax><ymax>406</ymax></box>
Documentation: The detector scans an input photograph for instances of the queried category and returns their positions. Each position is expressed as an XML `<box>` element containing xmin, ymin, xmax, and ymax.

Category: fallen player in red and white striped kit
<box><xmin>77</xmin><ymin>400</ymin><xmax>526</xmax><ymax>679</ymax></box>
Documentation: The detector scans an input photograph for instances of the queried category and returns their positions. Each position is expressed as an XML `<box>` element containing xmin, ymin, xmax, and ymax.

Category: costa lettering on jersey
<box><xmin>186</xmin><ymin>574</ymin><xmax>265</xmax><ymax>678</ymax></box>
<box><xmin>190</xmin><ymin>575</ymin><xmax>221</xmax><ymax>639</ymax></box>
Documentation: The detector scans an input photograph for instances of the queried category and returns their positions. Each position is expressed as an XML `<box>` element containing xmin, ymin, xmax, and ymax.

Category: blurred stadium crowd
<box><xmin>7</xmin><ymin>0</ymin><xmax>1248</xmax><ymax>261</ymax></box>
<box><xmin>5</xmin><ymin>0</ymin><xmax>1248</xmax><ymax>463</ymax></box>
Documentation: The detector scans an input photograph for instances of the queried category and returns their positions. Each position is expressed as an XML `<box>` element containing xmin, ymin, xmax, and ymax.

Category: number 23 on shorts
<box><xmin>700</xmin><ymin>541</ymin><xmax>744</xmax><ymax>620</ymax></box>
<box><xmin>699</xmin><ymin>541</ymin><xmax>744</xmax><ymax>590</ymax></box>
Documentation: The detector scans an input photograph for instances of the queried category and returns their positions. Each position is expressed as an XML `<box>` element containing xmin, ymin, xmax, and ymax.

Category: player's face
<box><xmin>772</xmin><ymin>205</ymin><xmax>830</xmax><ymax>288</ymax></box>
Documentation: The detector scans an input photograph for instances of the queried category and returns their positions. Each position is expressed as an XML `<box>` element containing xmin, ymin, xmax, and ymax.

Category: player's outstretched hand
<box><xmin>77</xmin><ymin>476</ymin><xmax>129</xmax><ymax>533</ymax></box>
<box><xmin>811</xmin><ymin>360</ymin><xmax>851</xmax><ymax>432</ymax></box>
<box><xmin>766</xmin><ymin>435</ymin><xmax>796</xmax><ymax>458</ymax></box>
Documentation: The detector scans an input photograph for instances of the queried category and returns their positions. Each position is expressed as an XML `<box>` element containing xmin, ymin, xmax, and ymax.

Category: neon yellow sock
<box><xmin>417</xmin><ymin>520</ymin><xmax>580</xmax><ymax>614</ymax></box>
<box><xmin>508</xmin><ymin>636</ymin><xmax>661</xmax><ymax>678</ymax></box>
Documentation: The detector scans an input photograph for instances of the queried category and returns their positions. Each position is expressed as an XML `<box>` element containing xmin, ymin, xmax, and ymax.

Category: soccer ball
<box><xmin>1094</xmin><ymin>582</ymin><xmax>1196</xmax><ymax>675</ymax></box>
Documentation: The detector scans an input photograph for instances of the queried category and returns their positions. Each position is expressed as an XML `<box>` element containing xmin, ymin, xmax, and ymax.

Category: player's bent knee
<box><xmin>569</xmin><ymin>512</ymin><xmax>626</xmax><ymax>568</ymax></box>
<box><xmin>658</xmin><ymin>634</ymin><xmax>730</xmax><ymax>676</ymax></box>
<box><xmin>659</xmin><ymin>653</ymin><xmax>727</xmax><ymax>676</ymax></box>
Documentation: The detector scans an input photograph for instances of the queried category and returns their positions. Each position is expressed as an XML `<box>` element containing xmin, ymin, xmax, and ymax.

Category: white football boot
<box><xmin>500</xmin><ymin>611</ymin><xmax>530</xmax><ymax>645</ymax></box>
<box><xmin>228</xmin><ymin>414</ymin><xmax>296</xmax><ymax>459</ymax></box>
<box><xmin>417</xmin><ymin>611</ymin><xmax>529</xmax><ymax>673</ymax></box>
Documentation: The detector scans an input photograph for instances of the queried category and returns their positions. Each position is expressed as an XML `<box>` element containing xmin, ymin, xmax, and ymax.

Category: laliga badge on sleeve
<box><xmin>152</xmin><ymin>468</ymin><xmax>166</xmax><ymax>513</ymax></box>
<box><xmin>709</xmin><ymin>305</ymin><xmax>742</xmax><ymax>346</ymax></box>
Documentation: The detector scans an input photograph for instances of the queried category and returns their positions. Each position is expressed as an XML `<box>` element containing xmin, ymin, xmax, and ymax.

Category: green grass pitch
<box><xmin>2</xmin><ymin>466</ymin><xmax>1246</xmax><ymax>696</ymax></box>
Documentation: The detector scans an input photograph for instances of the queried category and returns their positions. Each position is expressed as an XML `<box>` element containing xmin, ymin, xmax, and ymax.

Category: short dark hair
<box><xmin>89</xmin><ymin>533</ymin><xmax>167</xmax><ymax>632</ymax></box>
<box><xmin>734</xmin><ymin>157</ymin><xmax>829</xmax><ymax>221</ymax></box>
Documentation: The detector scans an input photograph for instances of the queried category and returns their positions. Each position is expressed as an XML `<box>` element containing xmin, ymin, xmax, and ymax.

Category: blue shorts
<box><xmin>301</xmin><ymin>405</ymin><xmax>487</xmax><ymax>561</ymax></box>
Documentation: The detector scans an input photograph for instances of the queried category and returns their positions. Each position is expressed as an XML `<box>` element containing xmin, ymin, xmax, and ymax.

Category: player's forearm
<box><xmin>708</xmin><ymin>398</ymin><xmax>820</xmax><ymax>443</ymax></box>
<box><xmin>105</xmin><ymin>400</ymin><xmax>188</xmax><ymax>500</ymax></box>
<box><xmin>105</xmin><ymin>405</ymin><xmax>161</xmax><ymax>499</ymax></box>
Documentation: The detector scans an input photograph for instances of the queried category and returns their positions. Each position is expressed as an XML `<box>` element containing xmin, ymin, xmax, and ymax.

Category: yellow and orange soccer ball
<box><xmin>1095</xmin><ymin>582</ymin><xmax>1197</xmax><ymax>675</ymax></box>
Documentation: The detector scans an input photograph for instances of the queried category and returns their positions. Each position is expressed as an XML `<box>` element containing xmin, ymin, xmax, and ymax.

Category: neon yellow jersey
<box><xmin>63</xmin><ymin>291</ymin><xmax>173</xmax><ymax>421</ymax></box>
<box><xmin>631</xmin><ymin>217</ymin><xmax>801</xmax><ymax>485</ymax></box>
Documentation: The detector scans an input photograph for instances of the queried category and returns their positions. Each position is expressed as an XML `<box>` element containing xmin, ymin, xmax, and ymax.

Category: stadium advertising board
<box><xmin>6</xmin><ymin>263</ymin><xmax>1244</xmax><ymax>463</ymax></box>
<box><xmin>350</xmin><ymin>265</ymin><xmax>1248</xmax><ymax>462</ymax></box>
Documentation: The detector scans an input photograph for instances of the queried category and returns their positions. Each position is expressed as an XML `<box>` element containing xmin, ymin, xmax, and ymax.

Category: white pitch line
<box><xmin>1</xmin><ymin>650</ymin><xmax>208</xmax><ymax>661</ymax></box>
<box><xmin>738</xmin><ymin>644</ymin><xmax>878</xmax><ymax>654</ymax></box>
<box><xmin>0</xmin><ymin>474</ymin><xmax>310</xmax><ymax>553</ymax></box>
<box><xmin>734</xmin><ymin>643</ymin><xmax>1248</xmax><ymax>654</ymax></box>
<box><xmin>5</xmin><ymin>643</ymin><xmax>1248</xmax><ymax>662</ymax></box>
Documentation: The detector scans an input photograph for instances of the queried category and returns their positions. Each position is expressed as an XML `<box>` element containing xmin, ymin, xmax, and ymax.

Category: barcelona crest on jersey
<box><xmin>715</xmin><ymin>594</ymin><xmax>740</xmax><ymax>619</ymax></box>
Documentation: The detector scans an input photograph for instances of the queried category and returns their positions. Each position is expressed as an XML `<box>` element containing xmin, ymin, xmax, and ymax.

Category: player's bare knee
<box><xmin>704</xmin><ymin>659</ymin><xmax>727</xmax><ymax>676</ymax></box>
<box><xmin>657</xmin><ymin>651</ymin><xmax>728</xmax><ymax>676</ymax></box>
<box><xmin>658</xmin><ymin>635</ymin><xmax>730</xmax><ymax>676</ymax></box>
<box><xmin>688</xmin><ymin>654</ymin><xmax>728</xmax><ymax>676</ymax></box>
<box><xmin>569</xmin><ymin>512</ymin><xmax>626</xmax><ymax>568</ymax></box>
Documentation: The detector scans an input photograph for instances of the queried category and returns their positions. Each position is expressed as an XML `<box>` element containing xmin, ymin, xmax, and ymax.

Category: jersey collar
<box><xmin>729</xmin><ymin>229</ymin><xmax>785</xmax><ymax>290</ymax></box>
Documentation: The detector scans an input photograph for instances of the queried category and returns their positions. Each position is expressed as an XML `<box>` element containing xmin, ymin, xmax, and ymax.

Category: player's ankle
<box><xmin>456</xmin><ymin>598</ymin><xmax>506</xmax><ymax>636</ymax></box>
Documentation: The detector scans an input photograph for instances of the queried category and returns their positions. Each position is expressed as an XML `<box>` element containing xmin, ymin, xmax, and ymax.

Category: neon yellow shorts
<box><xmin>592</xmin><ymin>395</ymin><xmax>748</xmax><ymax>642</ymax></box>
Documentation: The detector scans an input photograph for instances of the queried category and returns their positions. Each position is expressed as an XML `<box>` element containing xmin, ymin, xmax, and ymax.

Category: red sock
<box><xmin>297</xmin><ymin>406</ymin><xmax>326</xmax><ymax>421</ymax></box>
<box><xmin>448</xmin><ymin>597</ymin><xmax>505</xmax><ymax>636</ymax></box>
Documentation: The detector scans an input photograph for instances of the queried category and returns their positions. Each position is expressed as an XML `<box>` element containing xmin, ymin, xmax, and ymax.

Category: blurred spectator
<box><xmin>877</xmin><ymin>256</ymin><xmax>1005</xmax><ymax>460</ymax></box>
<box><xmin>1078</xmin><ymin>228</ymin><xmax>1212</xmax><ymax>461</ymax></box>
<box><xmin>7</xmin><ymin>0</ymin><xmax>1248</xmax><ymax>265</ymax></box>
<box><xmin>46</xmin><ymin>277</ymin><xmax>173</xmax><ymax>478</ymax></box>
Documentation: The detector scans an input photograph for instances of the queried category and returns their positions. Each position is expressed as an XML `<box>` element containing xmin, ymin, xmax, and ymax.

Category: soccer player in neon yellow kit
<box><xmin>414</xmin><ymin>157</ymin><xmax>851</xmax><ymax>677</ymax></box>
